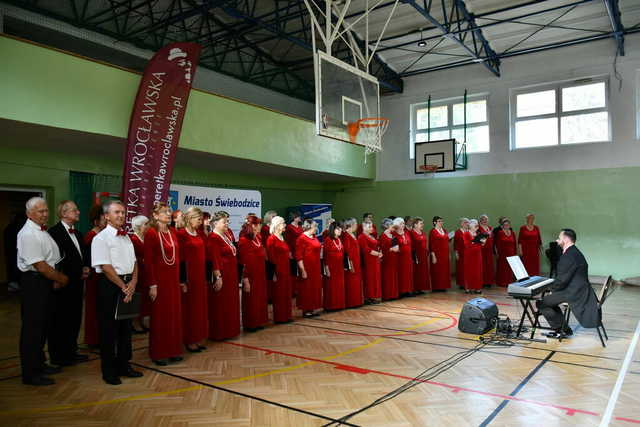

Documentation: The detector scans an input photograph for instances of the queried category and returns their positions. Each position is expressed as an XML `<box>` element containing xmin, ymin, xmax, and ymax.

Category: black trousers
<box><xmin>97</xmin><ymin>275</ymin><xmax>132</xmax><ymax>379</ymax></box>
<box><xmin>539</xmin><ymin>292</ymin><xmax>568</xmax><ymax>330</ymax></box>
<box><xmin>48</xmin><ymin>278</ymin><xmax>84</xmax><ymax>363</ymax></box>
<box><xmin>20</xmin><ymin>271</ymin><xmax>52</xmax><ymax>380</ymax></box>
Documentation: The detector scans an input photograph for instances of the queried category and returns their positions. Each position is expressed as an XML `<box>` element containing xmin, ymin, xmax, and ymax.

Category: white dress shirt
<box><xmin>62</xmin><ymin>220</ymin><xmax>82</xmax><ymax>258</ymax></box>
<box><xmin>91</xmin><ymin>224</ymin><xmax>136</xmax><ymax>275</ymax></box>
<box><xmin>17</xmin><ymin>219</ymin><xmax>62</xmax><ymax>272</ymax></box>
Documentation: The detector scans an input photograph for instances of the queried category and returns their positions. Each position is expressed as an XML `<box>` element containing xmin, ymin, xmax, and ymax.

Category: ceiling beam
<box><xmin>602</xmin><ymin>0</ymin><xmax>625</xmax><ymax>55</ymax></box>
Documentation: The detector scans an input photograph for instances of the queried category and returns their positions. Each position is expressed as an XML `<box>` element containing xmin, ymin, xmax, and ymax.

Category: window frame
<box><xmin>509</xmin><ymin>77</ymin><xmax>611</xmax><ymax>150</ymax></box>
<box><xmin>409</xmin><ymin>93</ymin><xmax>490</xmax><ymax>159</ymax></box>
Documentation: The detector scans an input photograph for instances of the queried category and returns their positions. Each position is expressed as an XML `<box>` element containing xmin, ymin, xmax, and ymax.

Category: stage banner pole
<box><xmin>121</xmin><ymin>42</ymin><xmax>201</xmax><ymax>230</ymax></box>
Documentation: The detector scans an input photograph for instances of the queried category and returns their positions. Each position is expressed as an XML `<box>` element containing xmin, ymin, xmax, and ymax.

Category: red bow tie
<box><xmin>40</xmin><ymin>225</ymin><xmax>48</xmax><ymax>231</ymax></box>
<box><xmin>116</xmin><ymin>229</ymin><xmax>127</xmax><ymax>236</ymax></box>
<box><xmin>68</xmin><ymin>228</ymin><xmax>76</xmax><ymax>234</ymax></box>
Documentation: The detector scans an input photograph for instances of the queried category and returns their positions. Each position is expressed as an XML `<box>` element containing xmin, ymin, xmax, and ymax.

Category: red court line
<box><xmin>224</xmin><ymin>341</ymin><xmax>640</xmax><ymax>424</ymax></box>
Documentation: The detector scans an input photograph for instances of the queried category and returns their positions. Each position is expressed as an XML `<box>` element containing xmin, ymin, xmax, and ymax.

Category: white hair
<box><xmin>26</xmin><ymin>196</ymin><xmax>46</xmax><ymax>211</ymax></box>
<box><xmin>468</xmin><ymin>219</ymin><xmax>479</xmax><ymax>227</ymax></box>
<box><xmin>131</xmin><ymin>215</ymin><xmax>149</xmax><ymax>232</ymax></box>
<box><xmin>479</xmin><ymin>214</ymin><xmax>489</xmax><ymax>220</ymax></box>
<box><xmin>459</xmin><ymin>217</ymin><xmax>470</xmax><ymax>224</ymax></box>
<box><xmin>343</xmin><ymin>217</ymin><xmax>357</xmax><ymax>229</ymax></box>
<box><xmin>392</xmin><ymin>217</ymin><xmax>405</xmax><ymax>227</ymax></box>
<box><xmin>103</xmin><ymin>200</ymin><xmax>125</xmax><ymax>214</ymax></box>
<box><xmin>270</xmin><ymin>216</ymin><xmax>285</xmax><ymax>235</ymax></box>
<box><xmin>263</xmin><ymin>210</ymin><xmax>277</xmax><ymax>225</ymax></box>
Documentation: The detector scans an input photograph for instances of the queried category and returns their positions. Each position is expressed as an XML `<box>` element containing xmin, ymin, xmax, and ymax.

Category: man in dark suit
<box><xmin>538</xmin><ymin>228</ymin><xmax>599</xmax><ymax>338</ymax></box>
<box><xmin>48</xmin><ymin>200</ymin><xmax>90</xmax><ymax>365</ymax></box>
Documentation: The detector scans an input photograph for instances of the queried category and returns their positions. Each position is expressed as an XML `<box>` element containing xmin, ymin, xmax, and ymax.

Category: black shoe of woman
<box><xmin>186</xmin><ymin>346</ymin><xmax>201</xmax><ymax>353</ymax></box>
<box><xmin>169</xmin><ymin>356</ymin><xmax>183</xmax><ymax>363</ymax></box>
<box><xmin>198</xmin><ymin>345</ymin><xmax>207</xmax><ymax>351</ymax></box>
<box><xmin>153</xmin><ymin>359</ymin><xmax>168</xmax><ymax>366</ymax></box>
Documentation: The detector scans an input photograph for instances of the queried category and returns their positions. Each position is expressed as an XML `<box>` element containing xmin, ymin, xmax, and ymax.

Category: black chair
<box><xmin>558</xmin><ymin>275</ymin><xmax>612</xmax><ymax>346</ymax></box>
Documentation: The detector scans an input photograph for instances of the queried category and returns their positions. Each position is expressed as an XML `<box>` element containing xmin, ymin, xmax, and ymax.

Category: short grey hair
<box><xmin>468</xmin><ymin>219</ymin><xmax>479</xmax><ymax>227</ymax></box>
<box><xmin>459</xmin><ymin>217</ymin><xmax>470</xmax><ymax>224</ymax></box>
<box><xmin>301</xmin><ymin>218</ymin><xmax>316</xmax><ymax>231</ymax></box>
<box><xmin>342</xmin><ymin>217</ymin><xmax>357</xmax><ymax>230</ymax></box>
<box><xmin>381</xmin><ymin>218</ymin><xmax>393</xmax><ymax>230</ymax></box>
<box><xmin>103</xmin><ymin>200</ymin><xmax>125</xmax><ymax>214</ymax></box>
<box><xmin>263</xmin><ymin>210</ymin><xmax>278</xmax><ymax>225</ymax></box>
<box><xmin>26</xmin><ymin>196</ymin><xmax>47</xmax><ymax>211</ymax></box>
<box><xmin>479</xmin><ymin>214</ymin><xmax>489</xmax><ymax>221</ymax></box>
<box><xmin>270</xmin><ymin>216</ymin><xmax>285</xmax><ymax>235</ymax></box>
<box><xmin>392</xmin><ymin>217</ymin><xmax>405</xmax><ymax>227</ymax></box>
<box><xmin>131</xmin><ymin>215</ymin><xmax>149</xmax><ymax>232</ymax></box>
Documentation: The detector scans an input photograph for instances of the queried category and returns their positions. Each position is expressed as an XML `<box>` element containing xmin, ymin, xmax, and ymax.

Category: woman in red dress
<box><xmin>409</xmin><ymin>217</ymin><xmax>431</xmax><ymax>294</ymax></box>
<box><xmin>322</xmin><ymin>221</ymin><xmax>346</xmax><ymax>311</ymax></box>
<box><xmin>266</xmin><ymin>216</ymin><xmax>293</xmax><ymax>323</ymax></box>
<box><xmin>206</xmin><ymin>212</ymin><xmax>241</xmax><ymax>340</ymax></box>
<box><xmin>463</xmin><ymin>219</ymin><xmax>485</xmax><ymax>294</ymax></box>
<box><xmin>261</xmin><ymin>210</ymin><xmax>278</xmax><ymax>302</ymax></box>
<box><xmin>393</xmin><ymin>218</ymin><xmax>413</xmax><ymax>297</ymax></box>
<box><xmin>379</xmin><ymin>218</ymin><xmax>399</xmax><ymax>300</ymax></box>
<box><xmin>145</xmin><ymin>202</ymin><xmax>183</xmax><ymax>366</ymax></box>
<box><xmin>479</xmin><ymin>214</ymin><xmax>495</xmax><ymax>286</ymax></box>
<box><xmin>358</xmin><ymin>221</ymin><xmax>382</xmax><ymax>304</ymax></box>
<box><xmin>454</xmin><ymin>218</ymin><xmax>470</xmax><ymax>289</ymax></box>
<box><xmin>518</xmin><ymin>213</ymin><xmax>542</xmax><ymax>276</ymax></box>
<box><xmin>341</xmin><ymin>218</ymin><xmax>363</xmax><ymax>308</ymax></box>
<box><xmin>495</xmin><ymin>218</ymin><xmax>517</xmax><ymax>287</ymax></box>
<box><xmin>238</xmin><ymin>216</ymin><xmax>269</xmax><ymax>332</ymax></box>
<box><xmin>356</xmin><ymin>213</ymin><xmax>378</xmax><ymax>238</ymax></box>
<box><xmin>295</xmin><ymin>219</ymin><xmax>323</xmax><ymax>317</ymax></box>
<box><xmin>84</xmin><ymin>205</ymin><xmax>105</xmax><ymax>348</ymax></box>
<box><xmin>429</xmin><ymin>216</ymin><xmax>451</xmax><ymax>291</ymax></box>
<box><xmin>285</xmin><ymin>211</ymin><xmax>303</xmax><ymax>296</ymax></box>
<box><xmin>130</xmin><ymin>215</ymin><xmax>150</xmax><ymax>334</ymax></box>
<box><xmin>177</xmin><ymin>207</ymin><xmax>209</xmax><ymax>352</ymax></box>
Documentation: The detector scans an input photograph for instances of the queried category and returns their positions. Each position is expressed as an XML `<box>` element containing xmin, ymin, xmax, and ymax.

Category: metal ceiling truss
<box><xmin>602</xmin><ymin>0</ymin><xmax>625</xmax><ymax>55</ymax></box>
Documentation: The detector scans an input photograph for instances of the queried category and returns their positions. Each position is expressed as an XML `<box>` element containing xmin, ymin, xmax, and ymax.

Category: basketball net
<box><xmin>347</xmin><ymin>117</ymin><xmax>389</xmax><ymax>159</ymax></box>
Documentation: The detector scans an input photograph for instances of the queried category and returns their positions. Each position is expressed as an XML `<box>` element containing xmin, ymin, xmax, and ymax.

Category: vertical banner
<box><xmin>121</xmin><ymin>42</ymin><xmax>201</xmax><ymax>230</ymax></box>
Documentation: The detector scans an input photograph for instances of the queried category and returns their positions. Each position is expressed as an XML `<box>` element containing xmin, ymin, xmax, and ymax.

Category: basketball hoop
<box><xmin>347</xmin><ymin>117</ymin><xmax>389</xmax><ymax>155</ymax></box>
<box><xmin>419</xmin><ymin>164</ymin><xmax>440</xmax><ymax>175</ymax></box>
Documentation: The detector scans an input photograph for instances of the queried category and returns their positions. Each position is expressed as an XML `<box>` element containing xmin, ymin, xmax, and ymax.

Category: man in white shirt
<box><xmin>92</xmin><ymin>200</ymin><xmax>142</xmax><ymax>385</ymax></box>
<box><xmin>47</xmin><ymin>200</ymin><xmax>91</xmax><ymax>366</ymax></box>
<box><xmin>17</xmin><ymin>197</ymin><xmax>69</xmax><ymax>386</ymax></box>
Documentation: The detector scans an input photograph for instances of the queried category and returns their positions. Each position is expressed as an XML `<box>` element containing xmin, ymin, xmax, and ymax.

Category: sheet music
<box><xmin>507</xmin><ymin>255</ymin><xmax>529</xmax><ymax>281</ymax></box>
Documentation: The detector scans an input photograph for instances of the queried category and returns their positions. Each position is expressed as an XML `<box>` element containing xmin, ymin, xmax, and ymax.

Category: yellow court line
<box><xmin>0</xmin><ymin>317</ymin><xmax>442</xmax><ymax>416</ymax></box>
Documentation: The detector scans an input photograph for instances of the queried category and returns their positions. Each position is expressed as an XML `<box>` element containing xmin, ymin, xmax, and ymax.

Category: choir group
<box><xmin>86</xmin><ymin>206</ymin><xmax>543</xmax><ymax>362</ymax></box>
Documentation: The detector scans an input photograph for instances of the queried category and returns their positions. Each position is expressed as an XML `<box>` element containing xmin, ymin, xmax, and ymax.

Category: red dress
<box><xmin>238</xmin><ymin>235</ymin><xmax>269</xmax><ymax>329</ymax></box>
<box><xmin>429</xmin><ymin>228</ymin><xmax>451</xmax><ymax>290</ymax></box>
<box><xmin>177</xmin><ymin>229</ymin><xmax>208</xmax><ymax>345</ymax></box>
<box><xmin>495</xmin><ymin>229</ymin><xmax>517</xmax><ymax>287</ymax></box>
<box><xmin>207</xmin><ymin>232</ymin><xmax>241</xmax><ymax>340</ymax></box>
<box><xmin>358</xmin><ymin>233</ymin><xmax>381</xmax><ymax>299</ymax></box>
<box><xmin>295</xmin><ymin>233</ymin><xmax>323</xmax><ymax>312</ymax></box>
<box><xmin>519</xmin><ymin>225</ymin><xmax>542</xmax><ymax>276</ymax></box>
<box><xmin>342</xmin><ymin>233</ymin><xmax>363</xmax><ymax>308</ymax></box>
<box><xmin>463</xmin><ymin>231</ymin><xmax>483</xmax><ymax>291</ymax></box>
<box><xmin>144</xmin><ymin>228</ymin><xmax>183</xmax><ymax>360</ymax></box>
<box><xmin>322</xmin><ymin>237</ymin><xmax>346</xmax><ymax>310</ymax></box>
<box><xmin>479</xmin><ymin>225</ymin><xmax>495</xmax><ymax>285</ymax></box>
<box><xmin>409</xmin><ymin>229</ymin><xmax>431</xmax><ymax>291</ymax></box>
<box><xmin>83</xmin><ymin>230</ymin><xmax>99</xmax><ymax>346</ymax></box>
<box><xmin>454</xmin><ymin>229</ymin><xmax>466</xmax><ymax>287</ymax></box>
<box><xmin>395</xmin><ymin>231</ymin><xmax>413</xmax><ymax>295</ymax></box>
<box><xmin>285</xmin><ymin>224</ymin><xmax>303</xmax><ymax>296</ymax></box>
<box><xmin>379</xmin><ymin>232</ymin><xmax>399</xmax><ymax>300</ymax></box>
<box><xmin>266</xmin><ymin>234</ymin><xmax>293</xmax><ymax>322</ymax></box>
<box><xmin>130</xmin><ymin>234</ymin><xmax>151</xmax><ymax>318</ymax></box>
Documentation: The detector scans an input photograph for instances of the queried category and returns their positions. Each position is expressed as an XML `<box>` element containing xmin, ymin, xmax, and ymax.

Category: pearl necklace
<box><xmin>332</xmin><ymin>237</ymin><xmax>343</xmax><ymax>251</ymax></box>
<box><xmin>215</xmin><ymin>230</ymin><xmax>237</xmax><ymax>256</ymax></box>
<box><xmin>158</xmin><ymin>229</ymin><xmax>176</xmax><ymax>266</ymax></box>
<box><xmin>186</xmin><ymin>228</ymin><xmax>198</xmax><ymax>237</ymax></box>
<box><xmin>252</xmin><ymin>236</ymin><xmax>262</xmax><ymax>247</ymax></box>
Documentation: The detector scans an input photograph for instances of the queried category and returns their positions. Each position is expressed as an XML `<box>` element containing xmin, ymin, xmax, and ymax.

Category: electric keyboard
<box><xmin>507</xmin><ymin>276</ymin><xmax>554</xmax><ymax>297</ymax></box>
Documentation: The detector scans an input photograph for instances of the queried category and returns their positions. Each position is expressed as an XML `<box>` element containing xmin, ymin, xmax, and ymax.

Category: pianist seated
<box><xmin>537</xmin><ymin>229</ymin><xmax>599</xmax><ymax>339</ymax></box>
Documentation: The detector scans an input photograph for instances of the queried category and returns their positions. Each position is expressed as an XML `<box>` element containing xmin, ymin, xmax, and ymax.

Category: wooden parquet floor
<box><xmin>0</xmin><ymin>284</ymin><xmax>639</xmax><ymax>426</ymax></box>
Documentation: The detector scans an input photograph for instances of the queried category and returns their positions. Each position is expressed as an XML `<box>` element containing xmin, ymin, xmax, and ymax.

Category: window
<box><xmin>511</xmin><ymin>79</ymin><xmax>610</xmax><ymax>149</ymax></box>
<box><xmin>410</xmin><ymin>95</ymin><xmax>490</xmax><ymax>158</ymax></box>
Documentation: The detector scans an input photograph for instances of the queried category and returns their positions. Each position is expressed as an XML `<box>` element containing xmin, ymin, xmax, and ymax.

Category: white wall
<box><xmin>378</xmin><ymin>33</ymin><xmax>640</xmax><ymax>181</ymax></box>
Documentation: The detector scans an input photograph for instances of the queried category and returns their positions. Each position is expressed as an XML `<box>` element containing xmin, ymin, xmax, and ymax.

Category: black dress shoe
<box><xmin>169</xmin><ymin>356</ymin><xmax>183</xmax><ymax>363</ymax></box>
<box><xmin>244</xmin><ymin>327</ymin><xmax>259</xmax><ymax>333</ymax></box>
<box><xmin>73</xmin><ymin>354</ymin><xmax>89</xmax><ymax>362</ymax></box>
<box><xmin>23</xmin><ymin>376</ymin><xmax>55</xmax><ymax>386</ymax></box>
<box><xmin>103</xmin><ymin>376</ymin><xmax>122</xmax><ymax>385</ymax></box>
<box><xmin>41</xmin><ymin>365</ymin><xmax>63</xmax><ymax>375</ymax></box>
<box><xmin>153</xmin><ymin>359</ymin><xmax>168</xmax><ymax>366</ymax></box>
<box><xmin>118</xmin><ymin>367</ymin><xmax>143</xmax><ymax>378</ymax></box>
<box><xmin>186</xmin><ymin>346</ymin><xmax>202</xmax><ymax>353</ymax></box>
<box><xmin>198</xmin><ymin>345</ymin><xmax>207</xmax><ymax>351</ymax></box>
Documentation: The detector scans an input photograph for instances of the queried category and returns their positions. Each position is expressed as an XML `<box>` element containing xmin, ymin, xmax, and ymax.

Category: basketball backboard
<box><xmin>414</xmin><ymin>139</ymin><xmax>460</xmax><ymax>174</ymax></box>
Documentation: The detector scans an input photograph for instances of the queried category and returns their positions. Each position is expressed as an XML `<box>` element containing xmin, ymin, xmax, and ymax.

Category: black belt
<box><xmin>99</xmin><ymin>273</ymin><xmax>132</xmax><ymax>282</ymax></box>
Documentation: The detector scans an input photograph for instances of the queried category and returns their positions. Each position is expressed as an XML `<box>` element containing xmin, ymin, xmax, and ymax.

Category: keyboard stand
<box><xmin>514</xmin><ymin>297</ymin><xmax>537</xmax><ymax>338</ymax></box>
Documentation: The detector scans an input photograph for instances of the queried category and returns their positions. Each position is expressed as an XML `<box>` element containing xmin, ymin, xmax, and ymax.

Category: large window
<box><xmin>511</xmin><ymin>79</ymin><xmax>610</xmax><ymax>149</ymax></box>
<box><xmin>410</xmin><ymin>94</ymin><xmax>490</xmax><ymax>158</ymax></box>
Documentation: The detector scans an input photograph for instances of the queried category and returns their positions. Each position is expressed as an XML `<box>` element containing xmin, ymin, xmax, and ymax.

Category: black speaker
<box><xmin>458</xmin><ymin>298</ymin><xmax>499</xmax><ymax>335</ymax></box>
